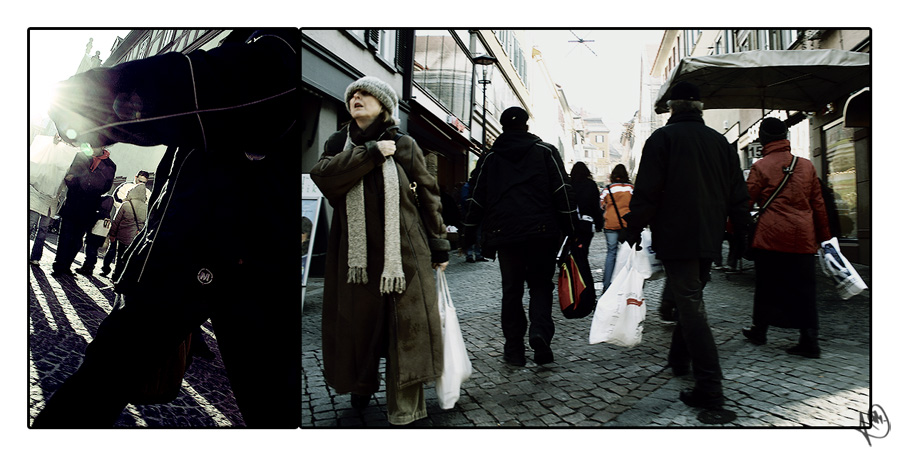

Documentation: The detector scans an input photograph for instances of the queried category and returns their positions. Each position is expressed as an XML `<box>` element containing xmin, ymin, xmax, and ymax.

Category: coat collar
<box><xmin>666</xmin><ymin>112</ymin><xmax>705</xmax><ymax>125</ymax></box>
<box><xmin>761</xmin><ymin>139</ymin><xmax>791</xmax><ymax>157</ymax></box>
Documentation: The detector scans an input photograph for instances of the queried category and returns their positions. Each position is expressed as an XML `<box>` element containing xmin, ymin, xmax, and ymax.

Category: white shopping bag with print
<box><xmin>818</xmin><ymin>237</ymin><xmax>868</xmax><ymax>299</ymax></box>
<box><xmin>590</xmin><ymin>244</ymin><xmax>648</xmax><ymax>347</ymax></box>
<box><xmin>434</xmin><ymin>269</ymin><xmax>472</xmax><ymax>409</ymax></box>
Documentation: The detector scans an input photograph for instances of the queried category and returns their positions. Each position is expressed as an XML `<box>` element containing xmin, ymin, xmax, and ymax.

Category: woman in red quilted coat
<box><xmin>741</xmin><ymin>118</ymin><xmax>831</xmax><ymax>358</ymax></box>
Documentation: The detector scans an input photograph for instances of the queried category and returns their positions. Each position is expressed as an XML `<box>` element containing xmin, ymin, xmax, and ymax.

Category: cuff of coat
<box><xmin>429</xmin><ymin>238</ymin><xmax>450</xmax><ymax>264</ymax></box>
<box><xmin>364</xmin><ymin>140</ymin><xmax>386</xmax><ymax>165</ymax></box>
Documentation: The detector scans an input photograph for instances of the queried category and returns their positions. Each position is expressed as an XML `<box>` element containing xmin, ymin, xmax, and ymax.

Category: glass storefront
<box><xmin>413</xmin><ymin>30</ymin><xmax>473</xmax><ymax>124</ymax></box>
<box><xmin>824</xmin><ymin>121</ymin><xmax>858</xmax><ymax>239</ymax></box>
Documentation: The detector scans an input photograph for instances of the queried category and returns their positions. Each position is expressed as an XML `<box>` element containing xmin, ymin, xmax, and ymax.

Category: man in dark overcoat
<box><xmin>622</xmin><ymin>82</ymin><xmax>750</xmax><ymax>410</ymax></box>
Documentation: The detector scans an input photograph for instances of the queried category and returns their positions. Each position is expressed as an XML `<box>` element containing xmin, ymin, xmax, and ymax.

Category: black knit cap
<box><xmin>670</xmin><ymin>81</ymin><xmax>701</xmax><ymax>101</ymax></box>
<box><xmin>758</xmin><ymin>117</ymin><xmax>788</xmax><ymax>145</ymax></box>
<box><xmin>500</xmin><ymin>106</ymin><xmax>528</xmax><ymax>129</ymax></box>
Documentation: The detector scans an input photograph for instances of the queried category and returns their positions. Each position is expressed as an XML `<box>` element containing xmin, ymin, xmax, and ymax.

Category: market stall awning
<box><xmin>654</xmin><ymin>49</ymin><xmax>870</xmax><ymax>114</ymax></box>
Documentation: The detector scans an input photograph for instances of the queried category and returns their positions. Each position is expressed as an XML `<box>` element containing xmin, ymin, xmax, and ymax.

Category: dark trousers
<box><xmin>663</xmin><ymin>258</ymin><xmax>723</xmax><ymax>394</ymax></box>
<box><xmin>30</xmin><ymin>213</ymin><xmax>53</xmax><ymax>261</ymax></box>
<box><xmin>102</xmin><ymin>241</ymin><xmax>117</xmax><ymax>272</ymax></box>
<box><xmin>52</xmin><ymin>217</ymin><xmax>91</xmax><ymax>273</ymax></box>
<box><xmin>497</xmin><ymin>238</ymin><xmax>558</xmax><ymax>356</ymax></box>
<box><xmin>80</xmin><ymin>233</ymin><xmax>106</xmax><ymax>272</ymax></box>
<box><xmin>32</xmin><ymin>265</ymin><xmax>301</xmax><ymax>428</ymax></box>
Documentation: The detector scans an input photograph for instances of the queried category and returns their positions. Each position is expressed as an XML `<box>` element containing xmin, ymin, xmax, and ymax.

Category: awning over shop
<box><xmin>843</xmin><ymin>87</ymin><xmax>871</xmax><ymax>128</ymax></box>
<box><xmin>654</xmin><ymin>49</ymin><xmax>871</xmax><ymax>114</ymax></box>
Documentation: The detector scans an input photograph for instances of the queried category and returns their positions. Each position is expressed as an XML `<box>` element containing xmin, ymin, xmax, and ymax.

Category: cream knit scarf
<box><xmin>344</xmin><ymin>133</ymin><xmax>406</xmax><ymax>295</ymax></box>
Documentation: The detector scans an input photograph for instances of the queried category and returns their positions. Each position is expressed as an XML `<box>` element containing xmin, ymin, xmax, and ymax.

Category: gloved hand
<box><xmin>618</xmin><ymin>227</ymin><xmax>642</xmax><ymax>251</ymax></box>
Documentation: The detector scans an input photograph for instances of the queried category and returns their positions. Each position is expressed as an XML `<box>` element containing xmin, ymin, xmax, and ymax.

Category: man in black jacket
<box><xmin>464</xmin><ymin>107</ymin><xmax>576</xmax><ymax>367</ymax></box>
<box><xmin>622</xmin><ymin>82</ymin><xmax>750</xmax><ymax>410</ymax></box>
<box><xmin>51</xmin><ymin>146</ymin><xmax>115</xmax><ymax>276</ymax></box>
<box><xmin>32</xmin><ymin>29</ymin><xmax>299</xmax><ymax>428</ymax></box>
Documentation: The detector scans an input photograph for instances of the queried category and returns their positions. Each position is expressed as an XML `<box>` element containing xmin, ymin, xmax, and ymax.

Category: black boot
<box><xmin>787</xmin><ymin>328</ymin><xmax>820</xmax><ymax>358</ymax></box>
<box><xmin>741</xmin><ymin>325</ymin><xmax>768</xmax><ymax>345</ymax></box>
<box><xmin>350</xmin><ymin>393</ymin><xmax>372</xmax><ymax>410</ymax></box>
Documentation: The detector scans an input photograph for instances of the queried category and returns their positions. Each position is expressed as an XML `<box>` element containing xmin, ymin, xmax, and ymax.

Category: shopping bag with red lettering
<box><xmin>589</xmin><ymin>244</ymin><xmax>648</xmax><ymax>347</ymax></box>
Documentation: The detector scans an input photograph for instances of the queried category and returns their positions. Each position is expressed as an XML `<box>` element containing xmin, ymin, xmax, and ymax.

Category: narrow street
<box><xmin>302</xmin><ymin>239</ymin><xmax>872</xmax><ymax>430</ymax></box>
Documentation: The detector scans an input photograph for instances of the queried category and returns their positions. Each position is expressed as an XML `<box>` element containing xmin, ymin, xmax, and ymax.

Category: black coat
<box><xmin>624</xmin><ymin>112</ymin><xmax>749</xmax><ymax>260</ymax></box>
<box><xmin>48</xmin><ymin>29</ymin><xmax>299</xmax><ymax>296</ymax></box>
<box><xmin>59</xmin><ymin>153</ymin><xmax>116</xmax><ymax>223</ymax></box>
<box><xmin>571</xmin><ymin>179</ymin><xmax>603</xmax><ymax>233</ymax></box>
<box><xmin>463</xmin><ymin>130</ymin><xmax>576</xmax><ymax>257</ymax></box>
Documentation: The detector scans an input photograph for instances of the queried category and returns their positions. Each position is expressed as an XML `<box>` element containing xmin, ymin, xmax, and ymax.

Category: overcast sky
<box><xmin>530</xmin><ymin>29</ymin><xmax>664</xmax><ymax>126</ymax></box>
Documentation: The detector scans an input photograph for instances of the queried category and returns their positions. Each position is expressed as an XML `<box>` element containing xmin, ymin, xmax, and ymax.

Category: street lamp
<box><xmin>472</xmin><ymin>54</ymin><xmax>497</xmax><ymax>154</ymax></box>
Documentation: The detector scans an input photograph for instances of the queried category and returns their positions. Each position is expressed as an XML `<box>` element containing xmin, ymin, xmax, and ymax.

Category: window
<box><xmin>596</xmin><ymin>134</ymin><xmax>604</xmax><ymax>143</ymax></box>
<box><xmin>376</xmin><ymin>30</ymin><xmax>396</xmax><ymax>64</ymax></box>
<box><xmin>824</xmin><ymin>121</ymin><xmax>858</xmax><ymax>239</ymax></box>
<box><xmin>413</xmin><ymin>30</ymin><xmax>473</xmax><ymax>124</ymax></box>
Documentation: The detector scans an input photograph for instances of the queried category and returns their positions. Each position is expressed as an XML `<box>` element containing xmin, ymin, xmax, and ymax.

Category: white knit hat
<box><xmin>344</xmin><ymin>76</ymin><xmax>398</xmax><ymax>115</ymax></box>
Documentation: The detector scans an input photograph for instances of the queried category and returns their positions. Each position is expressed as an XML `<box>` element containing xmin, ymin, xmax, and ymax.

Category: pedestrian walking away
<box><xmin>310</xmin><ymin>75</ymin><xmax>450</xmax><ymax>426</ymax></box>
<box><xmin>741</xmin><ymin>117</ymin><xmax>831</xmax><ymax>358</ymax></box>
<box><xmin>568</xmin><ymin>161</ymin><xmax>602</xmax><ymax>308</ymax></box>
<box><xmin>463</xmin><ymin>106</ymin><xmax>577</xmax><ymax>368</ymax></box>
<box><xmin>621</xmin><ymin>81</ymin><xmax>750</xmax><ymax>411</ymax></box>
<box><xmin>599</xmin><ymin>163</ymin><xmax>633</xmax><ymax>293</ymax></box>
<box><xmin>101</xmin><ymin>170</ymin><xmax>150</xmax><ymax>276</ymax></box>
<box><xmin>31</xmin><ymin>28</ymin><xmax>300</xmax><ymax>428</ymax></box>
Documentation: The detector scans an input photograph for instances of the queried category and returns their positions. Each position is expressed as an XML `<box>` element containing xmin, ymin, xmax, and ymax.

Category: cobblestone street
<box><xmin>302</xmin><ymin>237</ymin><xmax>885</xmax><ymax>442</ymax></box>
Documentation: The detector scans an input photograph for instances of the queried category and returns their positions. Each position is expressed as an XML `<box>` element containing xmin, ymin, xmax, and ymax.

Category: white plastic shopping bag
<box><xmin>818</xmin><ymin>237</ymin><xmax>868</xmax><ymax>299</ymax></box>
<box><xmin>641</xmin><ymin>229</ymin><xmax>665</xmax><ymax>281</ymax></box>
<box><xmin>590</xmin><ymin>244</ymin><xmax>648</xmax><ymax>347</ymax></box>
<box><xmin>434</xmin><ymin>269</ymin><xmax>472</xmax><ymax>409</ymax></box>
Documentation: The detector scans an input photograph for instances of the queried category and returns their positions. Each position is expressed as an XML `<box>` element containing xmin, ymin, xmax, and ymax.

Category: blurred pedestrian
<box><xmin>32</xmin><ymin>28</ymin><xmax>299</xmax><ymax>428</ymax></box>
<box><xmin>75</xmin><ymin>194</ymin><xmax>114</xmax><ymax>277</ymax></box>
<box><xmin>107</xmin><ymin>183</ymin><xmax>148</xmax><ymax>275</ymax></box>
<box><xmin>741</xmin><ymin>117</ymin><xmax>831</xmax><ymax>358</ymax></box>
<box><xmin>459</xmin><ymin>180</ymin><xmax>486</xmax><ymax>262</ymax></box>
<box><xmin>569</xmin><ymin>161</ymin><xmax>602</xmax><ymax>305</ymax></box>
<box><xmin>463</xmin><ymin>106</ymin><xmax>576</xmax><ymax>367</ymax></box>
<box><xmin>599</xmin><ymin>164</ymin><xmax>633</xmax><ymax>293</ymax></box>
<box><xmin>100</xmin><ymin>171</ymin><xmax>150</xmax><ymax>277</ymax></box>
<box><xmin>622</xmin><ymin>81</ymin><xmax>750</xmax><ymax>410</ymax></box>
<box><xmin>310</xmin><ymin>75</ymin><xmax>450</xmax><ymax>426</ymax></box>
<box><xmin>51</xmin><ymin>146</ymin><xmax>116</xmax><ymax>277</ymax></box>
<box><xmin>29</xmin><ymin>134</ymin><xmax>77</xmax><ymax>265</ymax></box>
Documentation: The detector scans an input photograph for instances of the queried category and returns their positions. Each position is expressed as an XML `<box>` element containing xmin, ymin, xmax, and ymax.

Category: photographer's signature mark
<box><xmin>857</xmin><ymin>405</ymin><xmax>890</xmax><ymax>446</ymax></box>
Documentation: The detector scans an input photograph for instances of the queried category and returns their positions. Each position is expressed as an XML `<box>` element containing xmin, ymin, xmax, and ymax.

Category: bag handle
<box><xmin>755</xmin><ymin>155</ymin><xmax>798</xmax><ymax>220</ymax></box>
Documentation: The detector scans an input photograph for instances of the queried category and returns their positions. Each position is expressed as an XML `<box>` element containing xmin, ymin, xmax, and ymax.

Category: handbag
<box><xmin>556</xmin><ymin>236</ymin><xmax>595</xmax><ymax>319</ymax></box>
<box><xmin>434</xmin><ymin>269</ymin><xmax>472</xmax><ymax>410</ymax></box>
<box><xmin>743</xmin><ymin>155</ymin><xmax>798</xmax><ymax>260</ymax></box>
<box><xmin>91</xmin><ymin>217</ymin><xmax>111</xmax><ymax>237</ymax></box>
<box><xmin>819</xmin><ymin>237</ymin><xmax>868</xmax><ymax>299</ymax></box>
<box><xmin>590</xmin><ymin>243</ymin><xmax>648</xmax><ymax>347</ymax></box>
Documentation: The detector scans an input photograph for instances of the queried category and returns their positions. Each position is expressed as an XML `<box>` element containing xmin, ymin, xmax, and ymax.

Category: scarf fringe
<box><xmin>380</xmin><ymin>275</ymin><xmax>407</xmax><ymax>295</ymax></box>
<box><xmin>348</xmin><ymin>267</ymin><xmax>368</xmax><ymax>285</ymax></box>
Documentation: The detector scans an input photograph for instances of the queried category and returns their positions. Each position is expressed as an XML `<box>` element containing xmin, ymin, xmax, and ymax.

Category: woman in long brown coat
<box><xmin>310</xmin><ymin>76</ymin><xmax>449</xmax><ymax>425</ymax></box>
<box><xmin>742</xmin><ymin>118</ymin><xmax>831</xmax><ymax>358</ymax></box>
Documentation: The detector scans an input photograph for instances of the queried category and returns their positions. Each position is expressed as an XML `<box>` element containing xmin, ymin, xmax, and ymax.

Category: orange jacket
<box><xmin>747</xmin><ymin>140</ymin><xmax>831</xmax><ymax>254</ymax></box>
<box><xmin>600</xmin><ymin>182</ymin><xmax>633</xmax><ymax>230</ymax></box>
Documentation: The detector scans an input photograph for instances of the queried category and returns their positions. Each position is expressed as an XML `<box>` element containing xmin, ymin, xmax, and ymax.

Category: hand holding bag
<box><xmin>819</xmin><ymin>237</ymin><xmax>868</xmax><ymax>299</ymax></box>
<box><xmin>434</xmin><ymin>269</ymin><xmax>472</xmax><ymax>409</ymax></box>
<box><xmin>590</xmin><ymin>244</ymin><xmax>648</xmax><ymax>347</ymax></box>
<box><xmin>557</xmin><ymin>236</ymin><xmax>595</xmax><ymax>319</ymax></box>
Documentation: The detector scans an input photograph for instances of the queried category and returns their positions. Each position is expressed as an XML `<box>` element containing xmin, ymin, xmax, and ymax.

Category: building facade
<box><xmin>649</xmin><ymin>29</ymin><xmax>871</xmax><ymax>264</ymax></box>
